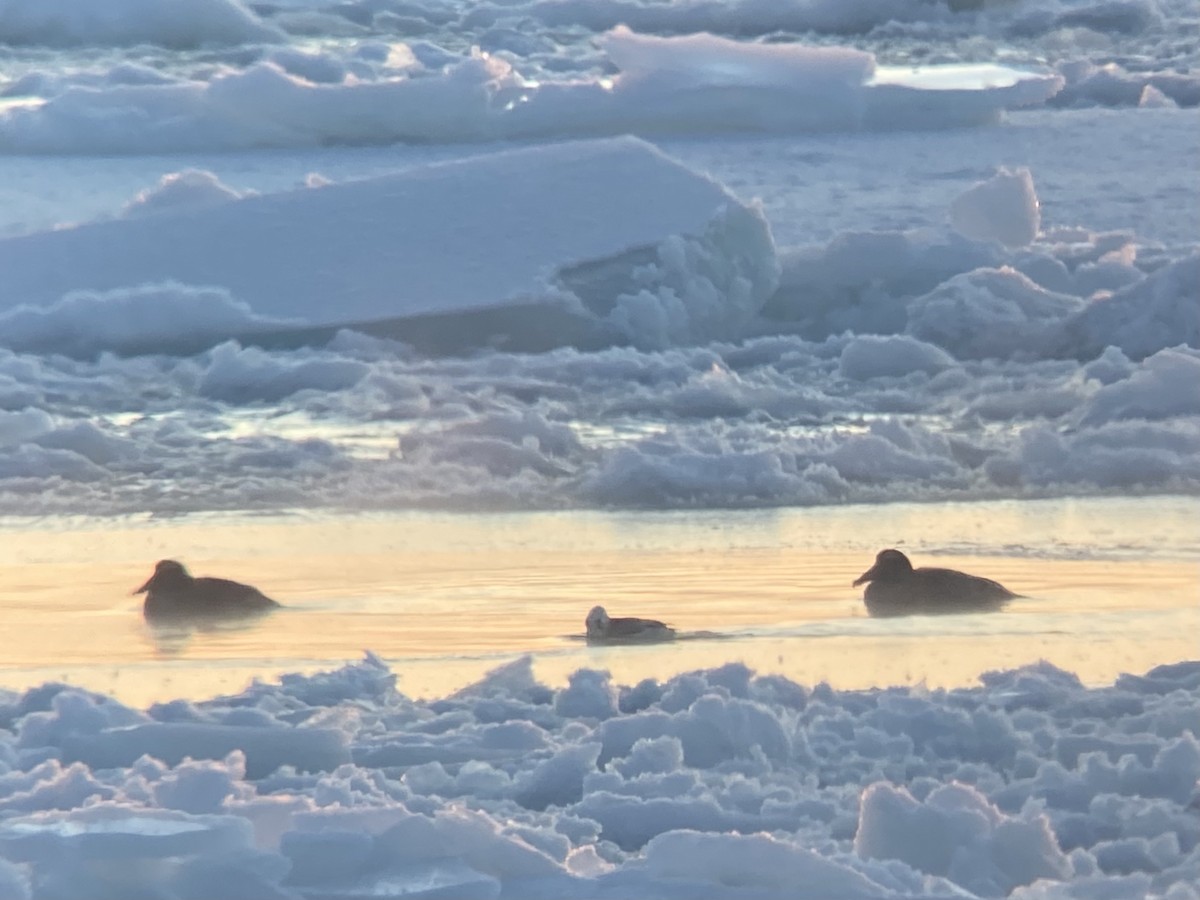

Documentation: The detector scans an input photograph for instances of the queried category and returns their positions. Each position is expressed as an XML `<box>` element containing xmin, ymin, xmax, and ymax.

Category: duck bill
<box><xmin>852</xmin><ymin>566</ymin><xmax>877</xmax><ymax>587</ymax></box>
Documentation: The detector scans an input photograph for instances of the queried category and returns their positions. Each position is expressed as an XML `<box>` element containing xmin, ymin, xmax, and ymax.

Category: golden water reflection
<box><xmin>0</xmin><ymin>498</ymin><xmax>1196</xmax><ymax>707</ymax></box>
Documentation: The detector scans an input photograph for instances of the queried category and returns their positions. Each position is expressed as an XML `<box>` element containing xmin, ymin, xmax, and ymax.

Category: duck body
<box><xmin>585</xmin><ymin>605</ymin><xmax>675</xmax><ymax>642</ymax></box>
<box><xmin>136</xmin><ymin>560</ymin><xmax>281</xmax><ymax>621</ymax></box>
<box><xmin>854</xmin><ymin>549</ymin><xmax>1017</xmax><ymax>617</ymax></box>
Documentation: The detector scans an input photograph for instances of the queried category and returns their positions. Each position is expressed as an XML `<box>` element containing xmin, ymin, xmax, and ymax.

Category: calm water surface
<box><xmin>0</xmin><ymin>496</ymin><xmax>1196</xmax><ymax>707</ymax></box>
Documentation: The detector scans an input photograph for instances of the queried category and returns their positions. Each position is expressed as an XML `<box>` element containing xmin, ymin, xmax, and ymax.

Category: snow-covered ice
<box><xmin>0</xmin><ymin>136</ymin><xmax>776</xmax><ymax>354</ymax></box>
<box><xmin>0</xmin><ymin>140</ymin><xmax>1195</xmax><ymax>515</ymax></box>
<box><xmin>0</xmin><ymin>24</ymin><xmax>1063</xmax><ymax>154</ymax></box>
<box><xmin>0</xmin><ymin>655</ymin><xmax>1197</xmax><ymax>899</ymax></box>
<box><xmin>0</xmin><ymin>1</ymin><xmax>1196</xmax><ymax>896</ymax></box>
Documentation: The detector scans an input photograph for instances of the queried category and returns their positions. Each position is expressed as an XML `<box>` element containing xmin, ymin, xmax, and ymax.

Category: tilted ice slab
<box><xmin>0</xmin><ymin>136</ymin><xmax>778</xmax><ymax>355</ymax></box>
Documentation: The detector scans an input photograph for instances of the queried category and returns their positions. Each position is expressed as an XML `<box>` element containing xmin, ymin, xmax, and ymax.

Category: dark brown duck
<box><xmin>135</xmin><ymin>559</ymin><xmax>281</xmax><ymax>621</ymax></box>
<box><xmin>853</xmin><ymin>549</ymin><xmax>1018</xmax><ymax>617</ymax></box>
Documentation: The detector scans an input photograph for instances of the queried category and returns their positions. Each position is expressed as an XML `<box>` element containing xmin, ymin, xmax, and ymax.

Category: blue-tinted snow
<box><xmin>0</xmin><ymin>655</ymin><xmax>1197</xmax><ymax>899</ymax></box>
<box><xmin>0</xmin><ymin>3</ymin><xmax>1196</xmax><ymax>896</ymax></box>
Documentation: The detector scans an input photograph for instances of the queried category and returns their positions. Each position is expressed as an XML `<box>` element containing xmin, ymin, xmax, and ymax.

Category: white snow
<box><xmin>907</xmin><ymin>267</ymin><xmax>1084</xmax><ymax>362</ymax></box>
<box><xmin>0</xmin><ymin>0</ymin><xmax>283</xmax><ymax>48</ymax></box>
<box><xmin>0</xmin><ymin>26</ymin><xmax>1063</xmax><ymax>154</ymax></box>
<box><xmin>0</xmin><ymin>318</ymin><xmax>1198</xmax><ymax>515</ymax></box>
<box><xmin>0</xmin><ymin>283</ymin><xmax>298</xmax><ymax>358</ymax></box>
<box><xmin>1056</xmin><ymin>255</ymin><xmax>1200</xmax><ymax>361</ymax></box>
<box><xmin>118</xmin><ymin>169</ymin><xmax>252</xmax><ymax>219</ymax></box>
<box><xmin>0</xmin><ymin>4</ymin><xmax>1197</xmax><ymax>897</ymax></box>
<box><xmin>838</xmin><ymin>335</ymin><xmax>956</xmax><ymax>381</ymax></box>
<box><xmin>0</xmin><ymin>655</ymin><xmax>1196</xmax><ymax>898</ymax></box>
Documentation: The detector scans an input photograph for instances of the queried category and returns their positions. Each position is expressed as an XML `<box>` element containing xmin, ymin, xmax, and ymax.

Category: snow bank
<box><xmin>0</xmin><ymin>283</ymin><xmax>299</xmax><ymax>358</ymax></box>
<box><xmin>0</xmin><ymin>0</ymin><xmax>283</xmax><ymax>48</ymax></box>
<box><xmin>1</xmin><ymin>331</ymin><xmax>1199</xmax><ymax>517</ymax></box>
<box><xmin>0</xmin><ymin>72</ymin><xmax>1194</xmax><ymax>515</ymax></box>
<box><xmin>766</xmin><ymin>186</ymin><xmax>1197</xmax><ymax>366</ymax></box>
<box><xmin>395</xmin><ymin>0</ymin><xmax>1173</xmax><ymax>43</ymax></box>
<box><xmin>1052</xmin><ymin>61</ymin><xmax>1200</xmax><ymax>109</ymax></box>
<box><xmin>0</xmin><ymin>27</ymin><xmax>1063</xmax><ymax>154</ymax></box>
<box><xmin>3</xmin><ymin>0</ymin><xmax>1183</xmax><ymax>55</ymax></box>
<box><xmin>1054</xmin><ymin>255</ymin><xmax>1200</xmax><ymax>361</ymax></box>
<box><xmin>907</xmin><ymin>267</ymin><xmax>1084</xmax><ymax>361</ymax></box>
<box><xmin>0</xmin><ymin>656</ymin><xmax>1197</xmax><ymax>898</ymax></box>
<box><xmin>838</xmin><ymin>334</ymin><xmax>956</xmax><ymax>380</ymax></box>
<box><xmin>857</xmin><ymin>780</ymin><xmax>1073</xmax><ymax>894</ymax></box>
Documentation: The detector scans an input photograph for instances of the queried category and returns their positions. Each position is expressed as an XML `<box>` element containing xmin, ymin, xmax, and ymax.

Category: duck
<box><xmin>585</xmin><ymin>605</ymin><xmax>675</xmax><ymax>642</ymax></box>
<box><xmin>853</xmin><ymin>548</ymin><xmax>1017</xmax><ymax>617</ymax></box>
<box><xmin>135</xmin><ymin>559</ymin><xmax>281</xmax><ymax>621</ymax></box>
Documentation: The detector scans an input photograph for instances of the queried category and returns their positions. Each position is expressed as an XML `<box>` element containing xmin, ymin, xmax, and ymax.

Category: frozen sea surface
<box><xmin>0</xmin><ymin>1</ymin><xmax>1198</xmax><ymax>897</ymax></box>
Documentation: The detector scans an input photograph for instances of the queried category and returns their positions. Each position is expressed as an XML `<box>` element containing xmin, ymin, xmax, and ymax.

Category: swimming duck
<box><xmin>135</xmin><ymin>559</ymin><xmax>281</xmax><ymax>621</ymax></box>
<box><xmin>585</xmin><ymin>605</ymin><xmax>675</xmax><ymax>642</ymax></box>
<box><xmin>853</xmin><ymin>548</ymin><xmax>1017</xmax><ymax>617</ymax></box>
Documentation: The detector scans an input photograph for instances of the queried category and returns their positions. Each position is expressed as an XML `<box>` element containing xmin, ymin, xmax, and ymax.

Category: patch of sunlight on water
<box><xmin>0</xmin><ymin>496</ymin><xmax>1195</xmax><ymax>707</ymax></box>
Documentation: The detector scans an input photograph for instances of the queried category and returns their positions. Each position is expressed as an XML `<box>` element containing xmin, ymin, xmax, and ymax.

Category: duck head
<box><xmin>134</xmin><ymin>559</ymin><xmax>193</xmax><ymax>595</ymax></box>
<box><xmin>585</xmin><ymin>605</ymin><xmax>609</xmax><ymax>636</ymax></box>
<box><xmin>853</xmin><ymin>549</ymin><xmax>914</xmax><ymax>586</ymax></box>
